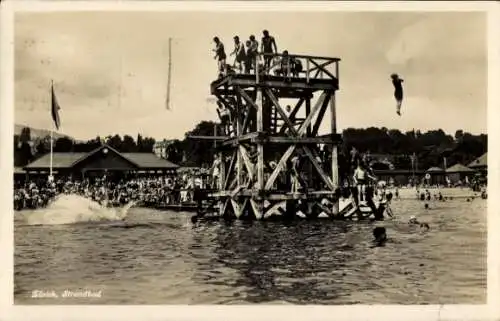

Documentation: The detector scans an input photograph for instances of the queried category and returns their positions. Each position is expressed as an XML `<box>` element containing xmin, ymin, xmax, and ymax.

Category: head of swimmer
<box><xmin>373</xmin><ymin>227</ymin><xmax>387</xmax><ymax>245</ymax></box>
<box><xmin>213</xmin><ymin>37</ymin><xmax>220</xmax><ymax>44</ymax></box>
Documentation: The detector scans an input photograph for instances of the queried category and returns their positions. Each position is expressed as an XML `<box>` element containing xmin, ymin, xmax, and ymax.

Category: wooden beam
<box><xmin>263</xmin><ymin>91</ymin><xmax>327</xmax><ymax>190</ymax></box>
<box><xmin>311</xmin><ymin>92</ymin><xmax>331</xmax><ymax>136</ymax></box>
<box><xmin>223</xmin><ymin>132</ymin><xmax>259</xmax><ymax>146</ymax></box>
<box><xmin>225</xmin><ymin>78</ymin><xmax>338</xmax><ymax>91</ymax></box>
<box><xmin>265</xmin><ymin>88</ymin><xmax>297</xmax><ymax>135</ymax></box>
<box><xmin>265</xmin><ymin>145</ymin><xmax>296</xmax><ymax>190</ymax></box>
<box><xmin>278</xmin><ymin>98</ymin><xmax>304</xmax><ymax>134</ymax></box>
<box><xmin>239</xmin><ymin>145</ymin><xmax>255</xmax><ymax>180</ymax></box>
<box><xmin>223</xmin><ymin>151</ymin><xmax>237</xmax><ymax>190</ymax></box>
<box><xmin>305</xmin><ymin>98</ymin><xmax>311</xmax><ymax>136</ymax></box>
<box><xmin>265</xmin><ymin>136</ymin><xmax>337</xmax><ymax>144</ymax></box>
<box><xmin>301</xmin><ymin>145</ymin><xmax>334</xmax><ymax>190</ymax></box>
<box><xmin>250</xmin><ymin>199</ymin><xmax>263</xmax><ymax>220</ymax></box>
<box><xmin>208</xmin><ymin>190</ymin><xmax>336</xmax><ymax>200</ymax></box>
<box><xmin>307</xmin><ymin>59</ymin><xmax>334</xmax><ymax>73</ymax></box>
<box><xmin>187</xmin><ymin>135</ymin><xmax>228</xmax><ymax>141</ymax></box>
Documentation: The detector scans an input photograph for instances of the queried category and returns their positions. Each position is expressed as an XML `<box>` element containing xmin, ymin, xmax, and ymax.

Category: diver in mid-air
<box><xmin>391</xmin><ymin>73</ymin><xmax>404</xmax><ymax>116</ymax></box>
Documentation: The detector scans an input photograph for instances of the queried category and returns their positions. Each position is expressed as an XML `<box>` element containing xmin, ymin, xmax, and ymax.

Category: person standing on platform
<box><xmin>248</xmin><ymin>35</ymin><xmax>259</xmax><ymax>72</ymax></box>
<box><xmin>213</xmin><ymin>37</ymin><xmax>227</xmax><ymax>77</ymax></box>
<box><xmin>230</xmin><ymin>36</ymin><xmax>246</xmax><ymax>73</ymax></box>
<box><xmin>261</xmin><ymin>30</ymin><xmax>278</xmax><ymax>71</ymax></box>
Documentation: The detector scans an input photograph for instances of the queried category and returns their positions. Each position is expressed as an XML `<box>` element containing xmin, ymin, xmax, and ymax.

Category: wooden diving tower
<box><xmin>206</xmin><ymin>52</ymin><xmax>342</xmax><ymax>220</ymax></box>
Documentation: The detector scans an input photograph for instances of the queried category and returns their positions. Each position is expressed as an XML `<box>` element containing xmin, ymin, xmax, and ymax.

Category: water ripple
<box><xmin>14</xmin><ymin>199</ymin><xmax>486</xmax><ymax>304</ymax></box>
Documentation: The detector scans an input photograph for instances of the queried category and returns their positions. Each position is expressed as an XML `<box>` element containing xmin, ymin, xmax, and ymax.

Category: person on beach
<box><xmin>391</xmin><ymin>73</ymin><xmax>404</xmax><ymax>116</ymax></box>
<box><xmin>353</xmin><ymin>162</ymin><xmax>376</xmax><ymax>203</ymax></box>
<box><xmin>230</xmin><ymin>36</ymin><xmax>246</xmax><ymax>73</ymax></box>
<box><xmin>213</xmin><ymin>37</ymin><xmax>227</xmax><ymax>77</ymax></box>
<box><xmin>210</xmin><ymin>154</ymin><xmax>222</xmax><ymax>189</ymax></box>
<box><xmin>261</xmin><ymin>30</ymin><xmax>278</xmax><ymax>70</ymax></box>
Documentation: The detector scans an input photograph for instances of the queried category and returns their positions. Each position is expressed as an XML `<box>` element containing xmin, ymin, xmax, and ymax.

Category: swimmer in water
<box><xmin>391</xmin><ymin>73</ymin><xmax>404</xmax><ymax>116</ymax></box>
<box><xmin>408</xmin><ymin>216</ymin><xmax>430</xmax><ymax>231</ymax></box>
<box><xmin>373</xmin><ymin>226</ymin><xmax>387</xmax><ymax>246</ymax></box>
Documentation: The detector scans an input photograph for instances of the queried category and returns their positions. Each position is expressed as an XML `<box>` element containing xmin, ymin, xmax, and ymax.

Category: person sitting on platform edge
<box><xmin>274</xmin><ymin>50</ymin><xmax>303</xmax><ymax>79</ymax></box>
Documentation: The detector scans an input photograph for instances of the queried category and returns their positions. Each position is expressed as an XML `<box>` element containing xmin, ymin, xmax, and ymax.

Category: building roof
<box><xmin>446</xmin><ymin>163</ymin><xmax>474</xmax><ymax>173</ymax></box>
<box><xmin>14</xmin><ymin>167</ymin><xmax>25</xmax><ymax>174</ymax></box>
<box><xmin>24</xmin><ymin>144</ymin><xmax>179</xmax><ymax>170</ymax></box>
<box><xmin>25</xmin><ymin>153</ymin><xmax>87</xmax><ymax>169</ymax></box>
<box><xmin>122</xmin><ymin>153</ymin><xmax>179</xmax><ymax>169</ymax></box>
<box><xmin>468</xmin><ymin>153</ymin><xmax>487</xmax><ymax>168</ymax></box>
<box><xmin>426</xmin><ymin>166</ymin><xmax>444</xmax><ymax>172</ymax></box>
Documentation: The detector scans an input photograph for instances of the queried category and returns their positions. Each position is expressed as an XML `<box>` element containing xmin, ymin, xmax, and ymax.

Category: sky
<box><xmin>14</xmin><ymin>11</ymin><xmax>487</xmax><ymax>140</ymax></box>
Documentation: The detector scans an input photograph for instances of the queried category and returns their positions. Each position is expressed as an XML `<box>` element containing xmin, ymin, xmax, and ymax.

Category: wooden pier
<box><xmin>203</xmin><ymin>52</ymin><xmax>344</xmax><ymax>220</ymax></box>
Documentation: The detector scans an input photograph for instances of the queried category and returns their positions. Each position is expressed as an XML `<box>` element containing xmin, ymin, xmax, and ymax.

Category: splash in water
<box><xmin>24</xmin><ymin>194</ymin><xmax>136</xmax><ymax>226</ymax></box>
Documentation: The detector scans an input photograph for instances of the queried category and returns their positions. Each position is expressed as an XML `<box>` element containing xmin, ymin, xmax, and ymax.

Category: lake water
<box><xmin>14</xmin><ymin>194</ymin><xmax>487</xmax><ymax>305</ymax></box>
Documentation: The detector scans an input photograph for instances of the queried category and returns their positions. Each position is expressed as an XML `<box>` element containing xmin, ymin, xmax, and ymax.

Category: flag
<box><xmin>51</xmin><ymin>83</ymin><xmax>61</xmax><ymax>130</ymax></box>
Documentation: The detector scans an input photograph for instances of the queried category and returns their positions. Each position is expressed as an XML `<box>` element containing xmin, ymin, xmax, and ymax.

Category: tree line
<box><xmin>14</xmin><ymin>124</ymin><xmax>487</xmax><ymax>171</ymax></box>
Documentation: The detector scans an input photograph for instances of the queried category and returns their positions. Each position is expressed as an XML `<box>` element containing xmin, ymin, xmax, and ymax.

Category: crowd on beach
<box><xmin>13</xmin><ymin>145</ymin><xmax>486</xmax><ymax>212</ymax></box>
<box><xmin>13</xmin><ymin>170</ymin><xmax>212</xmax><ymax>211</ymax></box>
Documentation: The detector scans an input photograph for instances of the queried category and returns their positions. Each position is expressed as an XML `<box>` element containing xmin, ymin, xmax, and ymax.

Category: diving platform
<box><xmin>200</xmin><ymin>52</ymin><xmax>346</xmax><ymax>220</ymax></box>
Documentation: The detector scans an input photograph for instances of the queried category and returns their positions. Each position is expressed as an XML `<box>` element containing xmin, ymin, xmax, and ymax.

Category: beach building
<box><xmin>425</xmin><ymin>166</ymin><xmax>445</xmax><ymax>185</ymax></box>
<box><xmin>468</xmin><ymin>153</ymin><xmax>487</xmax><ymax>174</ymax></box>
<box><xmin>445</xmin><ymin>163</ymin><xmax>474</xmax><ymax>184</ymax></box>
<box><xmin>23</xmin><ymin>144</ymin><xmax>179</xmax><ymax>180</ymax></box>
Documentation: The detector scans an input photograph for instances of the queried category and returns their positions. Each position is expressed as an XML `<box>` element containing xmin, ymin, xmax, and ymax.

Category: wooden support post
<box><xmin>330</xmin><ymin>92</ymin><xmax>339</xmax><ymax>216</ymax></box>
<box><xmin>236</xmin><ymin>91</ymin><xmax>243</xmax><ymax>187</ymax></box>
<box><xmin>255</xmin><ymin>88</ymin><xmax>264</xmax><ymax>219</ymax></box>
<box><xmin>306</xmin><ymin>59</ymin><xmax>310</xmax><ymax>84</ymax></box>
<box><xmin>330</xmin><ymin>93</ymin><xmax>339</xmax><ymax>189</ymax></box>
<box><xmin>306</xmin><ymin>97</ymin><xmax>311</xmax><ymax>136</ymax></box>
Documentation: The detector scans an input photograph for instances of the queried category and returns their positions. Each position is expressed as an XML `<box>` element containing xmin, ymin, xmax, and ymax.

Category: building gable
<box><xmin>72</xmin><ymin>145</ymin><xmax>139</xmax><ymax>171</ymax></box>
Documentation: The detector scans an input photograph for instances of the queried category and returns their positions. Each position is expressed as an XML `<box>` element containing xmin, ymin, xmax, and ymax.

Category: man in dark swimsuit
<box><xmin>213</xmin><ymin>37</ymin><xmax>227</xmax><ymax>77</ymax></box>
<box><xmin>260</xmin><ymin>30</ymin><xmax>278</xmax><ymax>71</ymax></box>
<box><xmin>391</xmin><ymin>73</ymin><xmax>404</xmax><ymax>116</ymax></box>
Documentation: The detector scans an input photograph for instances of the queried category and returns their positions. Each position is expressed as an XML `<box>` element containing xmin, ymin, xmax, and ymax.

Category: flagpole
<box><xmin>50</xmin><ymin>80</ymin><xmax>54</xmax><ymax>180</ymax></box>
<box><xmin>166</xmin><ymin>37</ymin><xmax>172</xmax><ymax>110</ymax></box>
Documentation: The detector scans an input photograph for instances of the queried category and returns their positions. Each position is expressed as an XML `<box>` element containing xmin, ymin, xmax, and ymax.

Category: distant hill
<box><xmin>14</xmin><ymin>124</ymin><xmax>73</xmax><ymax>141</ymax></box>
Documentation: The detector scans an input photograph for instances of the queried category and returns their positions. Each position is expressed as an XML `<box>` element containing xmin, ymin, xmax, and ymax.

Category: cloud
<box><xmin>14</xmin><ymin>11</ymin><xmax>487</xmax><ymax>140</ymax></box>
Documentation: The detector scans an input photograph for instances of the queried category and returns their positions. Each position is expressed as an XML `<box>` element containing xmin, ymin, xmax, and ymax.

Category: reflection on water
<box><xmin>14</xmin><ymin>198</ymin><xmax>486</xmax><ymax>304</ymax></box>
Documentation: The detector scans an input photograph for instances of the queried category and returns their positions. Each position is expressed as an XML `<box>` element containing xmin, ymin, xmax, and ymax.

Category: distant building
<box><xmin>153</xmin><ymin>139</ymin><xmax>176</xmax><ymax>159</ymax></box>
<box><xmin>445</xmin><ymin>163</ymin><xmax>475</xmax><ymax>184</ymax></box>
<box><xmin>468</xmin><ymin>152</ymin><xmax>487</xmax><ymax>174</ymax></box>
<box><xmin>22</xmin><ymin>144</ymin><xmax>179</xmax><ymax>180</ymax></box>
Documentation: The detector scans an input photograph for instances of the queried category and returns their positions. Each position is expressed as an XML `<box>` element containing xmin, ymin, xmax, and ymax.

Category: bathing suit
<box><xmin>234</xmin><ymin>42</ymin><xmax>246</xmax><ymax>62</ymax></box>
<box><xmin>261</xmin><ymin>36</ymin><xmax>275</xmax><ymax>53</ymax></box>
<box><xmin>392</xmin><ymin>78</ymin><xmax>403</xmax><ymax>101</ymax></box>
<box><xmin>354</xmin><ymin>168</ymin><xmax>367</xmax><ymax>184</ymax></box>
<box><xmin>216</xmin><ymin>43</ymin><xmax>226</xmax><ymax>61</ymax></box>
